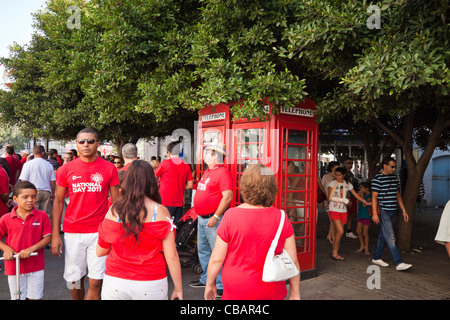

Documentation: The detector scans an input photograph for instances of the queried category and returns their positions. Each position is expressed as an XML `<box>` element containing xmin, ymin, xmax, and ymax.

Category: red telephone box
<box><xmin>196</xmin><ymin>98</ymin><xmax>319</xmax><ymax>278</ymax></box>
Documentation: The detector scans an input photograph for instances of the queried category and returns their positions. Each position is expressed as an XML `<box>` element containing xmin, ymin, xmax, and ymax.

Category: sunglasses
<box><xmin>390</xmin><ymin>165</ymin><xmax>396</xmax><ymax>169</ymax></box>
<box><xmin>77</xmin><ymin>139</ymin><xmax>98</xmax><ymax>145</ymax></box>
<box><xmin>114</xmin><ymin>161</ymin><xmax>121</xmax><ymax>164</ymax></box>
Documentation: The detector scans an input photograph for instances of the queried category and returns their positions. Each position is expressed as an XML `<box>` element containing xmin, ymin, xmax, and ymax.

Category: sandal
<box><xmin>331</xmin><ymin>254</ymin><xmax>344</xmax><ymax>260</ymax></box>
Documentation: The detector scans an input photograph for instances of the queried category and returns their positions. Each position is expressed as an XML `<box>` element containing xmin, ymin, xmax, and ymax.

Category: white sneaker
<box><xmin>372</xmin><ymin>259</ymin><xmax>389</xmax><ymax>267</ymax></box>
<box><xmin>346</xmin><ymin>231</ymin><xmax>358</xmax><ymax>239</ymax></box>
<box><xmin>396</xmin><ymin>263</ymin><xmax>412</xmax><ymax>271</ymax></box>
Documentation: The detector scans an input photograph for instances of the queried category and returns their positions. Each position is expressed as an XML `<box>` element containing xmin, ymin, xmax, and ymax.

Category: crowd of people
<box><xmin>319</xmin><ymin>157</ymin><xmax>413</xmax><ymax>271</ymax></box>
<box><xmin>3</xmin><ymin>128</ymin><xmax>447</xmax><ymax>300</ymax></box>
<box><xmin>0</xmin><ymin>129</ymin><xmax>299</xmax><ymax>300</ymax></box>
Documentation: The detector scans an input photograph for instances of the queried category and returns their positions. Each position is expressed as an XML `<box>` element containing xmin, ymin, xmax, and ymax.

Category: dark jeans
<box><xmin>166</xmin><ymin>206</ymin><xmax>183</xmax><ymax>224</ymax></box>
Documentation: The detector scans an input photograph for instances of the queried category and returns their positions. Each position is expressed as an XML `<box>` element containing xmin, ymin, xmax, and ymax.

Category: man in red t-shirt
<box><xmin>51</xmin><ymin>128</ymin><xmax>119</xmax><ymax>300</ymax></box>
<box><xmin>155</xmin><ymin>140</ymin><xmax>193</xmax><ymax>223</ymax></box>
<box><xmin>119</xmin><ymin>143</ymin><xmax>138</xmax><ymax>172</ymax></box>
<box><xmin>4</xmin><ymin>146</ymin><xmax>20</xmax><ymax>186</ymax></box>
<box><xmin>190</xmin><ymin>141</ymin><xmax>232</xmax><ymax>296</ymax></box>
<box><xmin>0</xmin><ymin>167</ymin><xmax>10</xmax><ymax>218</ymax></box>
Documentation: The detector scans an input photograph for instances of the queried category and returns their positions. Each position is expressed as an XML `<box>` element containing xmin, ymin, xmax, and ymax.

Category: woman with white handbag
<box><xmin>204</xmin><ymin>164</ymin><xmax>300</xmax><ymax>300</ymax></box>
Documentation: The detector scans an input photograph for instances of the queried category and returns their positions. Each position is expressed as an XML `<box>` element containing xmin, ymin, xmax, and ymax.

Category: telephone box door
<box><xmin>279</xmin><ymin>122</ymin><xmax>318</xmax><ymax>272</ymax></box>
<box><xmin>232</xmin><ymin>122</ymin><xmax>270</xmax><ymax>205</ymax></box>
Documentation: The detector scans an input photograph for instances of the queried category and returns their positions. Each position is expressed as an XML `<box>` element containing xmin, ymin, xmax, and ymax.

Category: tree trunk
<box><xmin>115</xmin><ymin>139</ymin><xmax>126</xmax><ymax>159</ymax></box>
<box><xmin>357</xmin><ymin>124</ymin><xmax>397</xmax><ymax>180</ymax></box>
<box><xmin>397</xmin><ymin>165</ymin><xmax>421</xmax><ymax>250</ymax></box>
<box><xmin>114</xmin><ymin>137</ymin><xmax>140</xmax><ymax>158</ymax></box>
<box><xmin>396</xmin><ymin>116</ymin><xmax>447</xmax><ymax>250</ymax></box>
<box><xmin>372</xmin><ymin>112</ymin><xmax>449</xmax><ymax>250</ymax></box>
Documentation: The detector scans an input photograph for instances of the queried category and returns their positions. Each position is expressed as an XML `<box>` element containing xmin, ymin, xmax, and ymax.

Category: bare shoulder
<box><xmin>144</xmin><ymin>198</ymin><xmax>170</xmax><ymax>222</ymax></box>
<box><xmin>104</xmin><ymin>207</ymin><xmax>117</xmax><ymax>221</ymax></box>
<box><xmin>155</xmin><ymin>204</ymin><xmax>171</xmax><ymax>222</ymax></box>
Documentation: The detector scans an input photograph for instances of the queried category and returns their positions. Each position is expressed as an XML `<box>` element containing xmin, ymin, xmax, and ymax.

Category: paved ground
<box><xmin>302</xmin><ymin>206</ymin><xmax>450</xmax><ymax>300</ymax></box>
<box><xmin>0</xmin><ymin>206</ymin><xmax>449</xmax><ymax>301</ymax></box>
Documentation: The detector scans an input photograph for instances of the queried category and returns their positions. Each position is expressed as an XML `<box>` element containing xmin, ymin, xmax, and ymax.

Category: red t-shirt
<box><xmin>55</xmin><ymin>166</ymin><xmax>69</xmax><ymax>198</ymax></box>
<box><xmin>217</xmin><ymin>206</ymin><xmax>294</xmax><ymax>300</ymax></box>
<box><xmin>193</xmin><ymin>164</ymin><xmax>233</xmax><ymax>216</ymax></box>
<box><xmin>4</xmin><ymin>155</ymin><xmax>20</xmax><ymax>185</ymax></box>
<box><xmin>0</xmin><ymin>168</ymin><xmax>9</xmax><ymax>218</ymax></box>
<box><xmin>56</xmin><ymin>157</ymin><xmax>119</xmax><ymax>233</ymax></box>
<box><xmin>119</xmin><ymin>162</ymin><xmax>131</xmax><ymax>172</ymax></box>
<box><xmin>97</xmin><ymin>218</ymin><xmax>172</xmax><ymax>281</ymax></box>
<box><xmin>155</xmin><ymin>158</ymin><xmax>193</xmax><ymax>207</ymax></box>
<box><xmin>0</xmin><ymin>207</ymin><xmax>52</xmax><ymax>275</ymax></box>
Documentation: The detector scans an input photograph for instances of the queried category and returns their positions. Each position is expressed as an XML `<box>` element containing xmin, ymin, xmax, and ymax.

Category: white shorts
<box><xmin>63</xmin><ymin>232</ymin><xmax>106</xmax><ymax>283</ymax></box>
<box><xmin>8</xmin><ymin>270</ymin><xmax>44</xmax><ymax>300</ymax></box>
<box><xmin>101</xmin><ymin>275</ymin><xmax>168</xmax><ymax>300</ymax></box>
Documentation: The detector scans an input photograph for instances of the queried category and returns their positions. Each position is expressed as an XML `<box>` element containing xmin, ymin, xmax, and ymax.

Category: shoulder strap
<box><xmin>152</xmin><ymin>203</ymin><xmax>159</xmax><ymax>222</ymax></box>
<box><xmin>378</xmin><ymin>175</ymin><xmax>394</xmax><ymax>210</ymax></box>
<box><xmin>270</xmin><ymin>210</ymin><xmax>285</xmax><ymax>248</ymax></box>
<box><xmin>380</xmin><ymin>176</ymin><xmax>393</xmax><ymax>201</ymax></box>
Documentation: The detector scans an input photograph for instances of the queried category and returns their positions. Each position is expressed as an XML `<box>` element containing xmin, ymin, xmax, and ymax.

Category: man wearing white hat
<box><xmin>190</xmin><ymin>141</ymin><xmax>233</xmax><ymax>297</ymax></box>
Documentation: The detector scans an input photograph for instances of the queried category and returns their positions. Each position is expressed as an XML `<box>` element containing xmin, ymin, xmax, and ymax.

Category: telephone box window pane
<box><xmin>236</xmin><ymin>128</ymin><xmax>264</xmax><ymax>170</ymax></box>
<box><xmin>292</xmin><ymin>146</ymin><xmax>307</xmax><ymax>160</ymax></box>
<box><xmin>202</xmin><ymin>131</ymin><xmax>221</xmax><ymax>145</ymax></box>
<box><xmin>242</xmin><ymin>128</ymin><xmax>263</xmax><ymax>143</ymax></box>
<box><xmin>284</xmin><ymin>145</ymin><xmax>309</xmax><ymax>161</ymax></box>
<box><xmin>287</xmin><ymin>129</ymin><xmax>307</xmax><ymax>144</ymax></box>
<box><xmin>296</xmin><ymin>237</ymin><xmax>308</xmax><ymax>253</ymax></box>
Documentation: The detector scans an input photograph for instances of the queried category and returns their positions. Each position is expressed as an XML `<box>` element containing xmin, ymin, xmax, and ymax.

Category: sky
<box><xmin>0</xmin><ymin>0</ymin><xmax>48</xmax><ymax>86</ymax></box>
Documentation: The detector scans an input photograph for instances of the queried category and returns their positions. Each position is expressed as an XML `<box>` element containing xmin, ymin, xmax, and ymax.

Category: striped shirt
<box><xmin>371</xmin><ymin>173</ymin><xmax>400</xmax><ymax>211</ymax></box>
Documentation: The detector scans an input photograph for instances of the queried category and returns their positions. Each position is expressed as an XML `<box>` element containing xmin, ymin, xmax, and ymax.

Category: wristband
<box><xmin>213</xmin><ymin>214</ymin><xmax>220</xmax><ymax>221</ymax></box>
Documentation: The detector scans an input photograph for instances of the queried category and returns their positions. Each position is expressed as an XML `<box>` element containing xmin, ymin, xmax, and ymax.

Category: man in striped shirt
<box><xmin>371</xmin><ymin>157</ymin><xmax>412</xmax><ymax>271</ymax></box>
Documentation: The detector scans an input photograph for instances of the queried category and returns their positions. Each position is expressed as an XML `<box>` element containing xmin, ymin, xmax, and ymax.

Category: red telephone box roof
<box><xmin>267</xmin><ymin>97</ymin><xmax>317</xmax><ymax>120</ymax></box>
<box><xmin>199</xmin><ymin>98</ymin><xmax>317</xmax><ymax>123</ymax></box>
<box><xmin>198</xmin><ymin>102</ymin><xmax>231</xmax><ymax>123</ymax></box>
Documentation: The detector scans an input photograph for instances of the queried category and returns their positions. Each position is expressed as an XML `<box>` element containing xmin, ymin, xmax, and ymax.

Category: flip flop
<box><xmin>331</xmin><ymin>254</ymin><xmax>344</xmax><ymax>260</ymax></box>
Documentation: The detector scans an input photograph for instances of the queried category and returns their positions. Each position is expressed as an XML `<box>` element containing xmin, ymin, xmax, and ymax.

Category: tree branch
<box><xmin>371</xmin><ymin>116</ymin><xmax>406</xmax><ymax>148</ymax></box>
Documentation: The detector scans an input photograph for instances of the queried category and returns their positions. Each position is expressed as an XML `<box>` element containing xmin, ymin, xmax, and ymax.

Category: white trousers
<box><xmin>101</xmin><ymin>275</ymin><xmax>168</xmax><ymax>300</ymax></box>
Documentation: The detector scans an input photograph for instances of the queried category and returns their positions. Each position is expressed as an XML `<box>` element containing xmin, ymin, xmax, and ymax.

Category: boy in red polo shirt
<box><xmin>0</xmin><ymin>181</ymin><xmax>52</xmax><ymax>300</ymax></box>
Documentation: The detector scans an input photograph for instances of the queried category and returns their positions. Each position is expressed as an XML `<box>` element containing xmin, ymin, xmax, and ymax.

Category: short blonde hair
<box><xmin>240</xmin><ymin>164</ymin><xmax>278</xmax><ymax>207</ymax></box>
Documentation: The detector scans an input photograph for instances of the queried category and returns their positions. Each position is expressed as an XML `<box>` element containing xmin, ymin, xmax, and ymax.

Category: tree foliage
<box><xmin>279</xmin><ymin>0</ymin><xmax>449</xmax><ymax>249</ymax></box>
<box><xmin>0</xmin><ymin>0</ymin><xmax>199</xmax><ymax>145</ymax></box>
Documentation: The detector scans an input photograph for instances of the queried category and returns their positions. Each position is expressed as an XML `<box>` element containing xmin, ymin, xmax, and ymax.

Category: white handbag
<box><xmin>262</xmin><ymin>210</ymin><xmax>300</xmax><ymax>282</ymax></box>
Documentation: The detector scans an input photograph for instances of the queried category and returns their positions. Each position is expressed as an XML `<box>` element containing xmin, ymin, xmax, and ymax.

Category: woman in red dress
<box><xmin>96</xmin><ymin>160</ymin><xmax>182</xmax><ymax>300</ymax></box>
<box><xmin>204</xmin><ymin>164</ymin><xmax>300</xmax><ymax>300</ymax></box>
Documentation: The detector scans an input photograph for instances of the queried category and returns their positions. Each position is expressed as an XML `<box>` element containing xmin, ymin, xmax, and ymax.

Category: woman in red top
<box><xmin>96</xmin><ymin>160</ymin><xmax>182</xmax><ymax>300</ymax></box>
<box><xmin>204</xmin><ymin>164</ymin><xmax>301</xmax><ymax>300</ymax></box>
